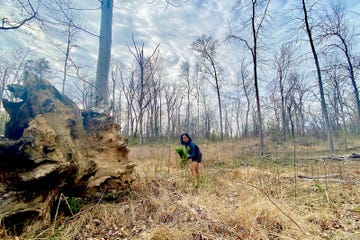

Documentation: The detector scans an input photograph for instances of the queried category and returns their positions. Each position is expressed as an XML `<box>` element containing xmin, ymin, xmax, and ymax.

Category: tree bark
<box><xmin>95</xmin><ymin>0</ymin><xmax>113</xmax><ymax>108</ymax></box>
<box><xmin>302</xmin><ymin>0</ymin><xmax>334</xmax><ymax>155</ymax></box>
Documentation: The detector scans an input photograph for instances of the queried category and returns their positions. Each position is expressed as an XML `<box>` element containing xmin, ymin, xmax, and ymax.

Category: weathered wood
<box><xmin>0</xmin><ymin>73</ymin><xmax>135</xmax><ymax>235</ymax></box>
<box><xmin>349</xmin><ymin>153</ymin><xmax>360</xmax><ymax>158</ymax></box>
<box><xmin>298</xmin><ymin>153</ymin><xmax>360</xmax><ymax>162</ymax></box>
<box><xmin>298</xmin><ymin>174</ymin><xmax>341</xmax><ymax>180</ymax></box>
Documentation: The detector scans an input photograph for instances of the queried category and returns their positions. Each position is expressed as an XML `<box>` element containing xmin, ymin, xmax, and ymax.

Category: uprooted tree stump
<box><xmin>0</xmin><ymin>73</ymin><xmax>135</xmax><ymax>235</ymax></box>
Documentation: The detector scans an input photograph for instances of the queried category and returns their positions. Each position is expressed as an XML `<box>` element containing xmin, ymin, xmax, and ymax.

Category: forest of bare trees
<box><xmin>1</xmin><ymin>0</ymin><xmax>359</xmax><ymax>151</ymax></box>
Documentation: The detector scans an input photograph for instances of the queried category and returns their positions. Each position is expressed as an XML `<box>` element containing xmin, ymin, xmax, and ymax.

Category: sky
<box><xmin>75</xmin><ymin>0</ymin><xmax>238</xmax><ymax>79</ymax></box>
<box><xmin>1</xmin><ymin>0</ymin><xmax>360</xmax><ymax>100</ymax></box>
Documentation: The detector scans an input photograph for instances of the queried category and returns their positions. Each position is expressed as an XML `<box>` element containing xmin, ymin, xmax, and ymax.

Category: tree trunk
<box><xmin>302</xmin><ymin>0</ymin><xmax>334</xmax><ymax>155</ymax></box>
<box><xmin>95</xmin><ymin>0</ymin><xmax>113</xmax><ymax>108</ymax></box>
<box><xmin>241</xmin><ymin>69</ymin><xmax>250</xmax><ymax>139</ymax></box>
<box><xmin>344</xmin><ymin>46</ymin><xmax>360</xmax><ymax>129</ymax></box>
<box><xmin>207</xmin><ymin>53</ymin><xmax>223</xmax><ymax>141</ymax></box>
<box><xmin>251</xmin><ymin>4</ymin><xmax>265</xmax><ymax>155</ymax></box>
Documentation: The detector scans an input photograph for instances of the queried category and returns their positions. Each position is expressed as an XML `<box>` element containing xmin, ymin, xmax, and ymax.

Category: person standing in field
<box><xmin>180</xmin><ymin>133</ymin><xmax>202</xmax><ymax>185</ymax></box>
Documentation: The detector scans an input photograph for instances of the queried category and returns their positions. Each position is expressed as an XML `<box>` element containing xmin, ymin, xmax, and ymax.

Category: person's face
<box><xmin>182</xmin><ymin>135</ymin><xmax>189</xmax><ymax>143</ymax></box>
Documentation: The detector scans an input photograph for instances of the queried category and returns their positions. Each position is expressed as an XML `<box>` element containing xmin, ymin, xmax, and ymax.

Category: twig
<box><xmin>54</xmin><ymin>193</ymin><xmax>64</xmax><ymax>223</ymax></box>
<box><xmin>63</xmin><ymin>194</ymin><xmax>75</xmax><ymax>216</ymax></box>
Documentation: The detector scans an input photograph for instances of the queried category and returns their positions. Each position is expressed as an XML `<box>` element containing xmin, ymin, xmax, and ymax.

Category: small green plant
<box><xmin>106</xmin><ymin>189</ymin><xmax>117</xmax><ymax>200</ymax></box>
<box><xmin>67</xmin><ymin>197</ymin><xmax>81</xmax><ymax>214</ymax></box>
<box><xmin>314</xmin><ymin>180</ymin><xmax>329</xmax><ymax>203</ymax></box>
<box><xmin>175</xmin><ymin>146</ymin><xmax>189</xmax><ymax>167</ymax></box>
<box><xmin>192</xmin><ymin>175</ymin><xmax>205</xmax><ymax>190</ymax></box>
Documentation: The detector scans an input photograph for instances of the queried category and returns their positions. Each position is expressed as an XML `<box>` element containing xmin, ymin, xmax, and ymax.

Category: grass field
<box><xmin>13</xmin><ymin>138</ymin><xmax>360</xmax><ymax>239</ymax></box>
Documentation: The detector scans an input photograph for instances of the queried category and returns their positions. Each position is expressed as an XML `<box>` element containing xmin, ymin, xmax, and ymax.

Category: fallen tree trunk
<box><xmin>0</xmin><ymin>73</ymin><xmax>135</xmax><ymax>235</ymax></box>
<box><xmin>298</xmin><ymin>153</ymin><xmax>360</xmax><ymax>162</ymax></box>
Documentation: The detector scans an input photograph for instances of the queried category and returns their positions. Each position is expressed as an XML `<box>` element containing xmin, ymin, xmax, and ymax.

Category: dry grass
<box><xmin>6</xmin><ymin>139</ymin><xmax>360</xmax><ymax>239</ymax></box>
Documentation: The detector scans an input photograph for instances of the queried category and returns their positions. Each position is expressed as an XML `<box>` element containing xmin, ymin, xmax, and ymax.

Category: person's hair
<box><xmin>180</xmin><ymin>133</ymin><xmax>192</xmax><ymax>145</ymax></box>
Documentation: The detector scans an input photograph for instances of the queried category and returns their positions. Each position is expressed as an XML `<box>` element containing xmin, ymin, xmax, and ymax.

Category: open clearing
<box><xmin>14</xmin><ymin>140</ymin><xmax>360</xmax><ymax>239</ymax></box>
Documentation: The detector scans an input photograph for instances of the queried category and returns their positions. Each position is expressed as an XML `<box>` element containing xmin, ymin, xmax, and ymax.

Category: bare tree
<box><xmin>146</xmin><ymin>51</ymin><xmax>164</xmax><ymax>141</ymax></box>
<box><xmin>285</xmin><ymin>73</ymin><xmax>308</xmax><ymax>138</ymax></box>
<box><xmin>1</xmin><ymin>0</ymin><xmax>94</xmax><ymax>102</ymax></box>
<box><xmin>239</xmin><ymin>60</ymin><xmax>254</xmax><ymax>138</ymax></box>
<box><xmin>324</xmin><ymin>61</ymin><xmax>349</xmax><ymax>149</ymax></box>
<box><xmin>192</xmin><ymin>62</ymin><xmax>202</xmax><ymax>137</ymax></box>
<box><xmin>110</xmin><ymin>61</ymin><xmax>120</xmax><ymax>121</ymax></box>
<box><xmin>70</xmin><ymin>64</ymin><xmax>94</xmax><ymax>110</ymax></box>
<box><xmin>301</xmin><ymin>0</ymin><xmax>334</xmax><ymax>155</ymax></box>
<box><xmin>199</xmin><ymin>90</ymin><xmax>212</xmax><ymax>138</ymax></box>
<box><xmin>129</xmin><ymin>38</ymin><xmax>148</xmax><ymax>142</ymax></box>
<box><xmin>37</xmin><ymin>0</ymin><xmax>81</xmax><ymax>95</ymax></box>
<box><xmin>92</xmin><ymin>0</ymin><xmax>188</xmax><ymax>111</ymax></box>
<box><xmin>224</xmin><ymin>104</ymin><xmax>232</xmax><ymax>138</ymax></box>
<box><xmin>179</xmin><ymin>61</ymin><xmax>191</xmax><ymax>132</ymax></box>
<box><xmin>55</xmin><ymin>2</ymin><xmax>80</xmax><ymax>96</ymax></box>
<box><xmin>273</xmin><ymin>43</ymin><xmax>296</xmax><ymax>141</ymax></box>
<box><xmin>0</xmin><ymin>49</ymin><xmax>30</xmax><ymax>108</ymax></box>
<box><xmin>118</xmin><ymin>65</ymin><xmax>138</xmax><ymax>137</ymax></box>
<box><xmin>192</xmin><ymin>34</ymin><xmax>224</xmax><ymax>141</ymax></box>
<box><xmin>319</xmin><ymin>1</ymin><xmax>360</xmax><ymax>130</ymax></box>
<box><xmin>227</xmin><ymin>0</ymin><xmax>271</xmax><ymax>154</ymax></box>
<box><xmin>128</xmin><ymin>36</ymin><xmax>160</xmax><ymax>143</ymax></box>
<box><xmin>230</xmin><ymin>59</ymin><xmax>253</xmax><ymax>139</ymax></box>
<box><xmin>164</xmin><ymin>82</ymin><xmax>182</xmax><ymax>138</ymax></box>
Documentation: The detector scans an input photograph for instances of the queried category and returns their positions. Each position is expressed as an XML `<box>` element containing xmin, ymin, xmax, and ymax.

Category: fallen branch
<box><xmin>298</xmin><ymin>153</ymin><xmax>360</xmax><ymax>162</ymax></box>
<box><xmin>298</xmin><ymin>174</ymin><xmax>340</xmax><ymax>180</ymax></box>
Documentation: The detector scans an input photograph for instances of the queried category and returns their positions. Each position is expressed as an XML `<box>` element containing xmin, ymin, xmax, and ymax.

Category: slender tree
<box><xmin>95</xmin><ymin>0</ymin><xmax>113</xmax><ymax>109</ymax></box>
<box><xmin>179</xmin><ymin>61</ymin><xmax>191</xmax><ymax>132</ymax></box>
<box><xmin>146</xmin><ymin>52</ymin><xmax>163</xmax><ymax>141</ymax></box>
<box><xmin>192</xmin><ymin>35</ymin><xmax>224</xmax><ymax>141</ymax></box>
<box><xmin>273</xmin><ymin>43</ymin><xmax>296</xmax><ymax>141</ymax></box>
<box><xmin>128</xmin><ymin>36</ymin><xmax>160</xmax><ymax>143</ymax></box>
<box><xmin>301</xmin><ymin>0</ymin><xmax>334</xmax><ymax>155</ymax></box>
<box><xmin>119</xmin><ymin>66</ymin><xmax>138</xmax><ymax>137</ymax></box>
<box><xmin>239</xmin><ymin>60</ymin><xmax>253</xmax><ymax>138</ymax></box>
<box><xmin>0</xmin><ymin>49</ymin><xmax>29</xmax><ymax>107</ymax></box>
<box><xmin>324</xmin><ymin>63</ymin><xmax>348</xmax><ymax>149</ymax></box>
<box><xmin>227</xmin><ymin>0</ymin><xmax>271</xmax><ymax>154</ymax></box>
<box><xmin>39</xmin><ymin>0</ymin><xmax>80</xmax><ymax>95</ymax></box>
<box><xmin>193</xmin><ymin>63</ymin><xmax>202</xmax><ymax>137</ymax></box>
<box><xmin>70</xmin><ymin>64</ymin><xmax>94</xmax><ymax>110</ymax></box>
<box><xmin>284</xmin><ymin>73</ymin><xmax>307</xmax><ymax>138</ymax></box>
<box><xmin>164</xmin><ymin>82</ymin><xmax>181</xmax><ymax>138</ymax></box>
<box><xmin>319</xmin><ymin>1</ymin><xmax>360</xmax><ymax>129</ymax></box>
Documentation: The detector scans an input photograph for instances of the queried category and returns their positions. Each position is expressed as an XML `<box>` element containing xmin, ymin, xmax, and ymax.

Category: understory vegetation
<box><xmin>3</xmin><ymin>137</ymin><xmax>360</xmax><ymax>240</ymax></box>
